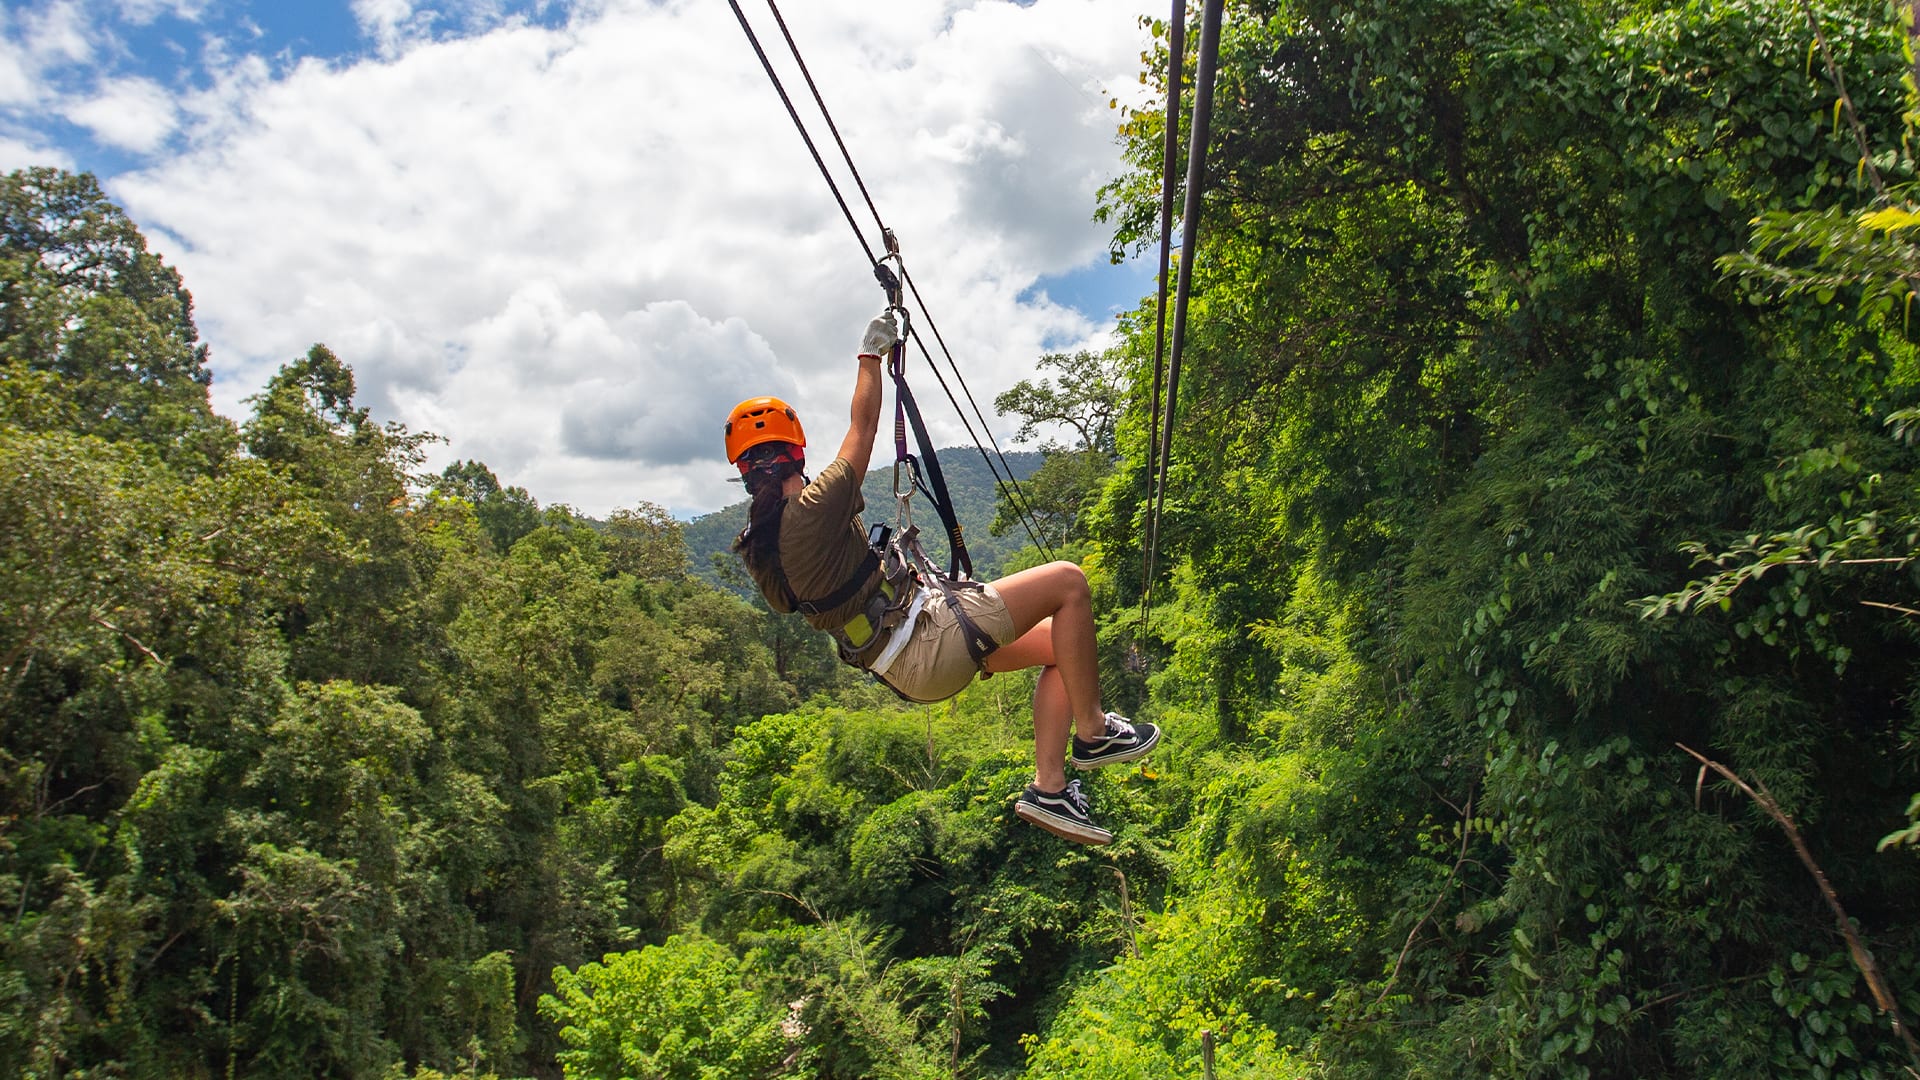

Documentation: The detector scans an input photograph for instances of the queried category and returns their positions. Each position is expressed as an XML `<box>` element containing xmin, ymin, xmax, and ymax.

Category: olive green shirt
<box><xmin>746</xmin><ymin>457</ymin><xmax>883</xmax><ymax>631</ymax></box>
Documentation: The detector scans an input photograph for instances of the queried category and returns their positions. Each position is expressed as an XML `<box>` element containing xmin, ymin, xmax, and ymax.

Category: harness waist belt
<box><xmin>838</xmin><ymin>575</ymin><xmax>896</xmax><ymax>648</ymax></box>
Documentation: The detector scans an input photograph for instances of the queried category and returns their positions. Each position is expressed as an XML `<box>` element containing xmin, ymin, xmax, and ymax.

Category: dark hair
<box><xmin>733</xmin><ymin>457</ymin><xmax>804</xmax><ymax>576</ymax></box>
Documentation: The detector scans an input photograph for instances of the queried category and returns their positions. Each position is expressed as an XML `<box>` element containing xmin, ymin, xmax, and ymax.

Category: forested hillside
<box><xmin>4</xmin><ymin>0</ymin><xmax>1920</xmax><ymax>1077</ymax></box>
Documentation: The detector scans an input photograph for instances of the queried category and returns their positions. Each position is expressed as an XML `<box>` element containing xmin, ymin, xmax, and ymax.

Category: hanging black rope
<box><xmin>1141</xmin><ymin>0</ymin><xmax>1225</xmax><ymax>630</ymax></box>
<box><xmin>1140</xmin><ymin>0</ymin><xmax>1186</xmax><ymax>623</ymax></box>
<box><xmin>728</xmin><ymin>0</ymin><xmax>1056</xmax><ymax>561</ymax></box>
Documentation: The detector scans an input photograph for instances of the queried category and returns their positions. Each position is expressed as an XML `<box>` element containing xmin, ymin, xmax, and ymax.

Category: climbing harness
<box><xmin>739</xmin><ymin>231</ymin><xmax>1002</xmax><ymax>693</ymax></box>
<box><xmin>873</xmin><ymin>234</ymin><xmax>1001</xmax><ymax>671</ymax></box>
<box><xmin>872</xmin><ymin>234</ymin><xmax>969</xmax><ymax>580</ymax></box>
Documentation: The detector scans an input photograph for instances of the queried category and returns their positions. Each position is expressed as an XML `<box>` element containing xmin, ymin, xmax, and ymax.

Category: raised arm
<box><xmin>835</xmin><ymin>312</ymin><xmax>899</xmax><ymax>483</ymax></box>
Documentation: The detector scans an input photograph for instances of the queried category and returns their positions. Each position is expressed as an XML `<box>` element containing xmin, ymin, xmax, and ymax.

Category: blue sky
<box><xmin>3</xmin><ymin>0</ymin><xmax>1162</xmax><ymax>515</ymax></box>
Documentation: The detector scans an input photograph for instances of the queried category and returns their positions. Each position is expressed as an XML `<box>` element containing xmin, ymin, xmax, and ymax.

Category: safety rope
<box><xmin>726</xmin><ymin>0</ymin><xmax>1056</xmax><ymax>562</ymax></box>
<box><xmin>896</xmin><ymin>265</ymin><xmax>1056</xmax><ymax>565</ymax></box>
<box><xmin>1139</xmin><ymin>0</ymin><xmax>1226</xmax><ymax>634</ymax></box>
<box><xmin>1140</xmin><ymin>0</ymin><xmax>1186</xmax><ymax>622</ymax></box>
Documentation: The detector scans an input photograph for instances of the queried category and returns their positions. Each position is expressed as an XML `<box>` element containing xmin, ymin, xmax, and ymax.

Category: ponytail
<box><xmin>732</xmin><ymin>460</ymin><xmax>803</xmax><ymax>577</ymax></box>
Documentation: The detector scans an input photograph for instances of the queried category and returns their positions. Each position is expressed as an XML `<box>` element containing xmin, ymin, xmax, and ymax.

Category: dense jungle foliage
<box><xmin>5</xmin><ymin>0</ymin><xmax>1920</xmax><ymax>1076</ymax></box>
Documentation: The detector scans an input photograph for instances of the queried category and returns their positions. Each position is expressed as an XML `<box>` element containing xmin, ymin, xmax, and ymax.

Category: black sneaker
<box><xmin>1070</xmin><ymin>713</ymin><xmax>1160</xmax><ymax>770</ymax></box>
<box><xmin>1014</xmin><ymin>780</ymin><xmax>1112</xmax><ymax>845</ymax></box>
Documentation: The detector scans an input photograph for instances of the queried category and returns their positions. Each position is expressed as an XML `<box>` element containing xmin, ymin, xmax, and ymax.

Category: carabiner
<box><xmin>893</xmin><ymin>455</ymin><xmax>914</xmax><ymax>501</ymax></box>
<box><xmin>873</xmin><ymin>228</ymin><xmax>908</xmax><ymax>311</ymax></box>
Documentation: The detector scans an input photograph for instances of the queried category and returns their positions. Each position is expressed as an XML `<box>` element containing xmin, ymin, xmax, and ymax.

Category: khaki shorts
<box><xmin>877</xmin><ymin>582</ymin><xmax>1017</xmax><ymax>703</ymax></box>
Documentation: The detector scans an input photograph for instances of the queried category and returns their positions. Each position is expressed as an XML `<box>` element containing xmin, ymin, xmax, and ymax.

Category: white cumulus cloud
<box><xmin>353</xmin><ymin>0</ymin><xmax>432</xmax><ymax>58</ymax></box>
<box><xmin>63</xmin><ymin>75</ymin><xmax>179</xmax><ymax>153</ymax></box>
<box><xmin>0</xmin><ymin>34</ymin><xmax>36</xmax><ymax>106</ymax></box>
<box><xmin>97</xmin><ymin>0</ymin><xmax>1160</xmax><ymax>516</ymax></box>
<box><xmin>0</xmin><ymin>135</ymin><xmax>74</xmax><ymax>172</ymax></box>
<box><xmin>111</xmin><ymin>0</ymin><xmax>212</xmax><ymax>25</ymax></box>
<box><xmin>23</xmin><ymin>2</ymin><xmax>93</xmax><ymax>66</ymax></box>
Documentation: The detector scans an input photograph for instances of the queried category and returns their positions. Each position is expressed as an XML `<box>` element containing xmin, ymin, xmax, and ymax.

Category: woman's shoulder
<box><xmin>797</xmin><ymin>457</ymin><xmax>856</xmax><ymax>503</ymax></box>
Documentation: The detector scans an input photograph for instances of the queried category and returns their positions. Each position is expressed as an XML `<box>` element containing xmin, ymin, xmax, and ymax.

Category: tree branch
<box><xmin>1797</xmin><ymin>0</ymin><xmax>1888</xmax><ymax>202</ymax></box>
<box><xmin>1677</xmin><ymin>743</ymin><xmax>1920</xmax><ymax>1072</ymax></box>
<box><xmin>1860</xmin><ymin>600</ymin><xmax>1920</xmax><ymax>619</ymax></box>
<box><xmin>1377</xmin><ymin>789</ymin><xmax>1474</xmax><ymax>1006</ymax></box>
<box><xmin>90</xmin><ymin>612</ymin><xmax>160</xmax><ymax>664</ymax></box>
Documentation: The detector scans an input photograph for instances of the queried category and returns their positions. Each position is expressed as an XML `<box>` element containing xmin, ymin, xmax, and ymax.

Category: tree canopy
<box><xmin>4</xmin><ymin>0</ymin><xmax>1920</xmax><ymax>1075</ymax></box>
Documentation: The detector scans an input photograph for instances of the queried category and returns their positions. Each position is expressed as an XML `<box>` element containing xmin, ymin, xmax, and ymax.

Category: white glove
<box><xmin>858</xmin><ymin>311</ymin><xmax>900</xmax><ymax>357</ymax></box>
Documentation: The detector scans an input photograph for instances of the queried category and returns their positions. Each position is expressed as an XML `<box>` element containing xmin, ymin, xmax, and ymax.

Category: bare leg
<box><xmin>986</xmin><ymin>563</ymin><xmax>1108</xmax><ymax>789</ymax></box>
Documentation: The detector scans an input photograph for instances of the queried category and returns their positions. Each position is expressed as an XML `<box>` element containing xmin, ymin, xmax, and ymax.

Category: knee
<box><xmin>1047</xmin><ymin>561</ymin><xmax>1090</xmax><ymax>603</ymax></box>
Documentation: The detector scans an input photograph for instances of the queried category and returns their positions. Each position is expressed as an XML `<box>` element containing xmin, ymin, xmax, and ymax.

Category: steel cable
<box><xmin>1141</xmin><ymin>0</ymin><xmax>1226</xmax><ymax>633</ymax></box>
<box><xmin>1140</xmin><ymin>0</ymin><xmax>1186</xmax><ymax>627</ymax></box>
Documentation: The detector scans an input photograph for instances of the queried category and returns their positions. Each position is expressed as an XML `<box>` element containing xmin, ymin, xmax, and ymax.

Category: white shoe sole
<box><xmin>1070</xmin><ymin>724</ymin><xmax>1160</xmax><ymax>770</ymax></box>
<box><xmin>1015</xmin><ymin>800</ymin><xmax>1113</xmax><ymax>845</ymax></box>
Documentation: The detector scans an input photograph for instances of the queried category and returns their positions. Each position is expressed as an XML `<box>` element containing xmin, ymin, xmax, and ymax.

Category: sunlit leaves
<box><xmin>541</xmin><ymin>935</ymin><xmax>787</xmax><ymax>1080</ymax></box>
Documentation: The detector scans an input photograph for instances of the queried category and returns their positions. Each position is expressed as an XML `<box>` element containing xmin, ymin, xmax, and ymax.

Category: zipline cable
<box><xmin>1142</xmin><ymin>0</ymin><xmax>1225</xmax><ymax>632</ymax></box>
<box><xmin>758</xmin><ymin>0</ymin><xmax>1054</xmax><ymax>563</ymax></box>
<box><xmin>897</xmin><ymin>265</ymin><xmax>1058</xmax><ymax>563</ymax></box>
<box><xmin>758</xmin><ymin>0</ymin><xmax>890</xmax><ymax>244</ymax></box>
<box><xmin>725</xmin><ymin>0</ymin><xmax>977</xmax><ymax>570</ymax></box>
<box><xmin>730</xmin><ymin>0</ymin><xmax>1056</xmax><ymax>561</ymax></box>
<box><xmin>1140</xmin><ymin>0</ymin><xmax>1186</xmax><ymax>626</ymax></box>
<box><xmin>724</xmin><ymin>0</ymin><xmax>877</xmax><ymax>267</ymax></box>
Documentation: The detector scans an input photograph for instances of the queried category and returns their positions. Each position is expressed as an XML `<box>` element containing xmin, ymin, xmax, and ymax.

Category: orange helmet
<box><xmin>724</xmin><ymin>396</ymin><xmax>806</xmax><ymax>465</ymax></box>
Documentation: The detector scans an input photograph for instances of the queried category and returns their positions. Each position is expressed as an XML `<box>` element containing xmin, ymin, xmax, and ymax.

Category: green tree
<box><xmin>993</xmin><ymin>348</ymin><xmax>1128</xmax><ymax>549</ymax></box>
<box><xmin>434</xmin><ymin>459</ymin><xmax>542</xmax><ymax>554</ymax></box>
<box><xmin>1067</xmin><ymin>0</ymin><xmax>1920</xmax><ymax>1075</ymax></box>
<box><xmin>541</xmin><ymin>935</ymin><xmax>787</xmax><ymax>1080</ymax></box>
<box><xmin>994</xmin><ymin>348</ymin><xmax>1126</xmax><ymax>454</ymax></box>
<box><xmin>0</xmin><ymin>167</ymin><xmax>231</xmax><ymax>468</ymax></box>
<box><xmin>245</xmin><ymin>344</ymin><xmax>438</xmax><ymax>687</ymax></box>
<box><xmin>603</xmin><ymin>501</ymin><xmax>690</xmax><ymax>582</ymax></box>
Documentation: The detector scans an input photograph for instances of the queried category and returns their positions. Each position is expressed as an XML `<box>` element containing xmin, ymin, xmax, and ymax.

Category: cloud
<box><xmin>111</xmin><ymin>0</ymin><xmax>212</xmax><ymax>25</ymax></box>
<box><xmin>550</xmin><ymin>301</ymin><xmax>792</xmax><ymax>465</ymax></box>
<box><xmin>22</xmin><ymin>2</ymin><xmax>93</xmax><ymax>67</ymax></box>
<box><xmin>354</xmin><ymin>0</ymin><xmax>528</xmax><ymax>58</ymax></box>
<box><xmin>63</xmin><ymin>75</ymin><xmax>179</xmax><ymax>153</ymax></box>
<box><xmin>0</xmin><ymin>39</ymin><xmax>36</xmax><ymax>106</ymax></box>
<box><xmin>0</xmin><ymin>135</ymin><xmax>74</xmax><ymax>173</ymax></box>
<box><xmin>99</xmin><ymin>0</ymin><xmax>1160</xmax><ymax>516</ymax></box>
<box><xmin>352</xmin><ymin>0</ymin><xmax>425</xmax><ymax>58</ymax></box>
<box><xmin>0</xmin><ymin>1</ymin><xmax>94</xmax><ymax>109</ymax></box>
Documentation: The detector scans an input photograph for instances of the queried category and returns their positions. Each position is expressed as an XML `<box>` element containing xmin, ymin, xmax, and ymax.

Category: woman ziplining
<box><xmin>722</xmin><ymin>308</ymin><xmax>1158</xmax><ymax>846</ymax></box>
<box><xmin>711</xmin><ymin>0</ymin><xmax>1238</xmax><ymax>844</ymax></box>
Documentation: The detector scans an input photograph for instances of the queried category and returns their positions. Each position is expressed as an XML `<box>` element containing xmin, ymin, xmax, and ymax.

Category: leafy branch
<box><xmin>1634</xmin><ymin>517</ymin><xmax>1910</xmax><ymax>621</ymax></box>
<box><xmin>1798</xmin><ymin>0</ymin><xmax>1891</xmax><ymax>201</ymax></box>
<box><xmin>1882</xmin><ymin>793</ymin><xmax>1920</xmax><ymax>852</ymax></box>
<box><xmin>1376</xmin><ymin>789</ymin><xmax>1476</xmax><ymax>1007</ymax></box>
<box><xmin>1678</xmin><ymin>744</ymin><xmax>1920</xmax><ymax>1074</ymax></box>
<box><xmin>1718</xmin><ymin>205</ymin><xmax>1920</xmax><ymax>324</ymax></box>
<box><xmin>1715</xmin><ymin>2</ymin><xmax>1920</xmax><ymax>321</ymax></box>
